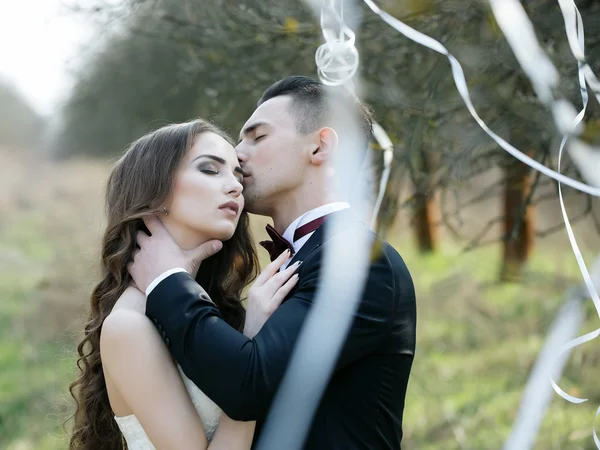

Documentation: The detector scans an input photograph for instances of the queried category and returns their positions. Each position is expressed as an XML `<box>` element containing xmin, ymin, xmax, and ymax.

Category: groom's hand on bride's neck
<box><xmin>127</xmin><ymin>216</ymin><xmax>223</xmax><ymax>294</ymax></box>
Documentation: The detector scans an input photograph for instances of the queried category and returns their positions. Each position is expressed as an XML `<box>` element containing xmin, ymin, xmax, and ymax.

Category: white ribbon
<box><xmin>503</xmin><ymin>296</ymin><xmax>585</xmax><ymax>450</ymax></box>
<box><xmin>361</xmin><ymin>0</ymin><xmax>600</xmax><ymax>446</ymax></box>
<box><xmin>489</xmin><ymin>0</ymin><xmax>559</xmax><ymax>104</ymax></box>
<box><xmin>315</xmin><ymin>0</ymin><xmax>393</xmax><ymax>231</ymax></box>
<box><xmin>370</xmin><ymin>122</ymin><xmax>394</xmax><ymax>230</ymax></box>
<box><xmin>258</xmin><ymin>2</ymin><xmax>373</xmax><ymax>449</ymax></box>
<box><xmin>557</xmin><ymin>0</ymin><xmax>600</xmax><ymax>105</ymax></box>
<box><xmin>361</xmin><ymin>0</ymin><xmax>600</xmax><ymax>196</ymax></box>
<box><xmin>550</xmin><ymin>2</ymin><xmax>600</xmax><ymax>446</ymax></box>
<box><xmin>316</xmin><ymin>0</ymin><xmax>360</xmax><ymax>86</ymax></box>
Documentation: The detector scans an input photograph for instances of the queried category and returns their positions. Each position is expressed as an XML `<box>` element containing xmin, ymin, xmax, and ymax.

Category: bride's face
<box><xmin>165</xmin><ymin>131</ymin><xmax>244</xmax><ymax>244</ymax></box>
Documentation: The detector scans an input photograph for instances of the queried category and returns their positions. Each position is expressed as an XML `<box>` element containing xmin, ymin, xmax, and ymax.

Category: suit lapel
<box><xmin>287</xmin><ymin>221</ymin><xmax>326</xmax><ymax>267</ymax></box>
<box><xmin>287</xmin><ymin>208</ymin><xmax>361</xmax><ymax>266</ymax></box>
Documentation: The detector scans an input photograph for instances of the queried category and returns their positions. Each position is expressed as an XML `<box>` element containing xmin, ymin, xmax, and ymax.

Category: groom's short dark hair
<box><xmin>258</xmin><ymin>75</ymin><xmax>374</xmax><ymax>148</ymax></box>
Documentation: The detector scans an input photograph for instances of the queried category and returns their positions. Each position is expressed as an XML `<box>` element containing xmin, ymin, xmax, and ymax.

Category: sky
<box><xmin>0</xmin><ymin>0</ymin><xmax>92</xmax><ymax>115</ymax></box>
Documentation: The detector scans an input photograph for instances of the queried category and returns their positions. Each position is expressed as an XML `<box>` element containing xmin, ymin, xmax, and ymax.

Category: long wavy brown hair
<box><xmin>68</xmin><ymin>119</ymin><xmax>259</xmax><ymax>449</ymax></box>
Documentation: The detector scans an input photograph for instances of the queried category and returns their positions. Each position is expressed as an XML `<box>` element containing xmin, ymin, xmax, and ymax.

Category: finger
<box><xmin>269</xmin><ymin>260</ymin><xmax>301</xmax><ymax>287</ymax></box>
<box><xmin>270</xmin><ymin>274</ymin><xmax>300</xmax><ymax>309</ymax></box>
<box><xmin>255</xmin><ymin>249</ymin><xmax>291</xmax><ymax>286</ymax></box>
<box><xmin>188</xmin><ymin>240</ymin><xmax>223</xmax><ymax>268</ymax></box>
<box><xmin>283</xmin><ymin>260</ymin><xmax>302</xmax><ymax>276</ymax></box>
<box><xmin>265</xmin><ymin>261</ymin><xmax>301</xmax><ymax>292</ymax></box>
<box><xmin>143</xmin><ymin>215</ymin><xmax>166</xmax><ymax>237</ymax></box>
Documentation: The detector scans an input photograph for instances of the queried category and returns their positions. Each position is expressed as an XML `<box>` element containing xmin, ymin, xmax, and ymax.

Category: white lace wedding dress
<box><xmin>114</xmin><ymin>366</ymin><xmax>222</xmax><ymax>449</ymax></box>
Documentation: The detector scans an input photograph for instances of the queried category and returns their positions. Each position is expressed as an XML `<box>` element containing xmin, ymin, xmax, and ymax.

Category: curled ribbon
<box><xmin>316</xmin><ymin>0</ymin><xmax>360</xmax><ymax>86</ymax></box>
<box><xmin>361</xmin><ymin>0</ymin><xmax>600</xmax><ymax>445</ymax></box>
<box><xmin>369</xmin><ymin>122</ymin><xmax>394</xmax><ymax>230</ymax></box>
<box><xmin>361</xmin><ymin>0</ymin><xmax>600</xmax><ymax>195</ymax></box>
<box><xmin>557</xmin><ymin>0</ymin><xmax>600</xmax><ymax>105</ymax></box>
<box><xmin>315</xmin><ymin>0</ymin><xmax>393</xmax><ymax>231</ymax></box>
<box><xmin>552</xmin><ymin>1</ymin><xmax>600</xmax><ymax>446</ymax></box>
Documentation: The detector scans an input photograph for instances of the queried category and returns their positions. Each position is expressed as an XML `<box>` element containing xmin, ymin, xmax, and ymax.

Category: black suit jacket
<box><xmin>146</xmin><ymin>214</ymin><xmax>417</xmax><ymax>449</ymax></box>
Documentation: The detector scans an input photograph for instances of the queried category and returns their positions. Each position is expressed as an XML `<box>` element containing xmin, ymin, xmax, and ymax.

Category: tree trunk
<box><xmin>413</xmin><ymin>149</ymin><xmax>441</xmax><ymax>253</ymax></box>
<box><xmin>500</xmin><ymin>157</ymin><xmax>536</xmax><ymax>282</ymax></box>
<box><xmin>414</xmin><ymin>188</ymin><xmax>441</xmax><ymax>253</ymax></box>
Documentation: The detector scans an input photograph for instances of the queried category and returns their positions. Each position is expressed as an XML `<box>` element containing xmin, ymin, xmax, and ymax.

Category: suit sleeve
<box><xmin>145</xmin><ymin>252</ymin><xmax>395</xmax><ymax>421</ymax></box>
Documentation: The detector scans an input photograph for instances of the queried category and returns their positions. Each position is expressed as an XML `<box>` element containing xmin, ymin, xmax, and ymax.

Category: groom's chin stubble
<box><xmin>243</xmin><ymin>198</ymin><xmax>268</xmax><ymax>216</ymax></box>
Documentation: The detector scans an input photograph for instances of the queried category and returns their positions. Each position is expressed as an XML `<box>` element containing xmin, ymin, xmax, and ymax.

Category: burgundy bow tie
<box><xmin>260</xmin><ymin>215</ymin><xmax>328</xmax><ymax>262</ymax></box>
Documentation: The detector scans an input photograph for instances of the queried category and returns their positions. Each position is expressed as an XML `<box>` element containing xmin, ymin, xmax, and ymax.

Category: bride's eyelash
<box><xmin>198</xmin><ymin>165</ymin><xmax>219</xmax><ymax>175</ymax></box>
<box><xmin>199</xmin><ymin>164</ymin><xmax>243</xmax><ymax>183</ymax></box>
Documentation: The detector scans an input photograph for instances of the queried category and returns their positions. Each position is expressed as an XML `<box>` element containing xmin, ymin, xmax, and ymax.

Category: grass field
<box><xmin>1</xmin><ymin>148</ymin><xmax>599</xmax><ymax>449</ymax></box>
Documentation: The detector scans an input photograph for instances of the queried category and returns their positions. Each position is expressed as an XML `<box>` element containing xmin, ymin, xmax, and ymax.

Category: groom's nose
<box><xmin>236</xmin><ymin>144</ymin><xmax>249</xmax><ymax>163</ymax></box>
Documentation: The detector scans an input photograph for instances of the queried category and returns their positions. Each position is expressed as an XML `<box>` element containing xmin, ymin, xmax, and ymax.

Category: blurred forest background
<box><xmin>2</xmin><ymin>0</ymin><xmax>600</xmax><ymax>448</ymax></box>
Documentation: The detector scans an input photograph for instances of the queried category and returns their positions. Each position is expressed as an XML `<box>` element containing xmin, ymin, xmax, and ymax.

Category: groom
<box><xmin>129</xmin><ymin>76</ymin><xmax>416</xmax><ymax>449</ymax></box>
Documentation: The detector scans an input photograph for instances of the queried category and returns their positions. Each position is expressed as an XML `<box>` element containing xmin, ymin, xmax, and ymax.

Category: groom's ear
<box><xmin>309</xmin><ymin>127</ymin><xmax>338</xmax><ymax>166</ymax></box>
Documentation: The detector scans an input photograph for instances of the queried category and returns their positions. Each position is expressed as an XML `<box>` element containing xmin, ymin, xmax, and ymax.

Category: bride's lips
<box><xmin>219</xmin><ymin>201</ymin><xmax>240</xmax><ymax>216</ymax></box>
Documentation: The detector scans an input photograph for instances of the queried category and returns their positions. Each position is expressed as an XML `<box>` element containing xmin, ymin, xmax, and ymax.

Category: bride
<box><xmin>69</xmin><ymin>119</ymin><xmax>298</xmax><ymax>449</ymax></box>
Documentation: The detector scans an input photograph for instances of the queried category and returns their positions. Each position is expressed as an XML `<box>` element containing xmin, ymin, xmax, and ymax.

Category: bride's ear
<box><xmin>309</xmin><ymin>127</ymin><xmax>338</xmax><ymax>166</ymax></box>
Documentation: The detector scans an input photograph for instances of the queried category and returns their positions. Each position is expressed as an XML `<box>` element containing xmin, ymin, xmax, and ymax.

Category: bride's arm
<box><xmin>101</xmin><ymin>307</ymin><xmax>210</xmax><ymax>450</ymax></box>
<box><xmin>103</xmin><ymin>253</ymin><xmax>291</xmax><ymax>450</ymax></box>
<box><xmin>208</xmin><ymin>415</ymin><xmax>255</xmax><ymax>449</ymax></box>
<box><xmin>206</xmin><ymin>260</ymin><xmax>296</xmax><ymax>450</ymax></box>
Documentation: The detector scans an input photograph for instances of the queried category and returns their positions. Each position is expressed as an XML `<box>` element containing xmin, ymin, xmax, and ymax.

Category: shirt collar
<box><xmin>282</xmin><ymin>202</ymin><xmax>350</xmax><ymax>254</ymax></box>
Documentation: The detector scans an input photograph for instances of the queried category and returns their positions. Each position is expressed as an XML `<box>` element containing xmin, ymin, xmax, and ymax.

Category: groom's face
<box><xmin>236</xmin><ymin>96</ymin><xmax>312</xmax><ymax>214</ymax></box>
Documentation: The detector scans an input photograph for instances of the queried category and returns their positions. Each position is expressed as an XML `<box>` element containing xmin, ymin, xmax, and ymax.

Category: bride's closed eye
<box><xmin>198</xmin><ymin>163</ymin><xmax>243</xmax><ymax>184</ymax></box>
<box><xmin>197</xmin><ymin>163</ymin><xmax>219</xmax><ymax>175</ymax></box>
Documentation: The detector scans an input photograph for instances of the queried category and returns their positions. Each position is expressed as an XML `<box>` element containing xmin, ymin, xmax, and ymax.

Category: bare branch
<box><xmin>462</xmin><ymin>216</ymin><xmax>506</xmax><ymax>252</ymax></box>
<box><xmin>536</xmin><ymin>194</ymin><xmax>594</xmax><ymax>238</ymax></box>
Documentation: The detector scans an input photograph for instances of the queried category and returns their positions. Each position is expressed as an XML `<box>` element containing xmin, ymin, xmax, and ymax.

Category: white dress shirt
<box><xmin>278</xmin><ymin>201</ymin><xmax>350</xmax><ymax>270</ymax></box>
<box><xmin>146</xmin><ymin>202</ymin><xmax>350</xmax><ymax>295</ymax></box>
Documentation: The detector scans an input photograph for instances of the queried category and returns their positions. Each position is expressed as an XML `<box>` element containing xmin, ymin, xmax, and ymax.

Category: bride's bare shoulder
<box><xmin>111</xmin><ymin>285</ymin><xmax>147</xmax><ymax>314</ymax></box>
<box><xmin>100</xmin><ymin>287</ymin><xmax>175</xmax><ymax>417</ymax></box>
<box><xmin>101</xmin><ymin>287</ymin><xmax>155</xmax><ymax>356</ymax></box>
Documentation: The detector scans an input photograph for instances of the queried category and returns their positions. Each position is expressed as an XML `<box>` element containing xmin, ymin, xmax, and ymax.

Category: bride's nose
<box><xmin>224</xmin><ymin>174</ymin><xmax>243</xmax><ymax>196</ymax></box>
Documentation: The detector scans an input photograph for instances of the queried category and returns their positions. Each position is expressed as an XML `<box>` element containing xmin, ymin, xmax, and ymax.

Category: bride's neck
<box><xmin>160</xmin><ymin>218</ymin><xmax>210</xmax><ymax>279</ymax></box>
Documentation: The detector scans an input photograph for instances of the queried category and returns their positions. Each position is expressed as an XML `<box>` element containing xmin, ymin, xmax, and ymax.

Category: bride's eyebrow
<box><xmin>191</xmin><ymin>154</ymin><xmax>244</xmax><ymax>176</ymax></box>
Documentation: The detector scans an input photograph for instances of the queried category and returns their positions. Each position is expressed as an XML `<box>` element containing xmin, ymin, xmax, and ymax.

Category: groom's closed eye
<box><xmin>239</xmin><ymin>121</ymin><xmax>268</xmax><ymax>143</ymax></box>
